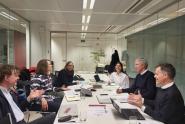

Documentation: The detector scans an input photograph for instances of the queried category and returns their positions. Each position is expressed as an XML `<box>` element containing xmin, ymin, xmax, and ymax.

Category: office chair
<box><xmin>129</xmin><ymin>77</ymin><xmax>135</xmax><ymax>87</ymax></box>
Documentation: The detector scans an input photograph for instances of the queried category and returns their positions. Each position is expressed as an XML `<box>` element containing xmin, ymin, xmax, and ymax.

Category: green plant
<box><xmin>90</xmin><ymin>49</ymin><xmax>105</xmax><ymax>63</ymax></box>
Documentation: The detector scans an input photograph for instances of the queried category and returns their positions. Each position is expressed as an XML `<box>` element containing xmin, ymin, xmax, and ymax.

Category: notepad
<box><xmin>65</xmin><ymin>95</ymin><xmax>81</xmax><ymax>102</ymax></box>
<box><xmin>58</xmin><ymin>104</ymin><xmax>78</xmax><ymax>118</ymax></box>
<box><xmin>65</xmin><ymin>90</ymin><xmax>81</xmax><ymax>102</ymax></box>
<box><xmin>96</xmin><ymin>95</ymin><xmax>112</xmax><ymax>104</ymax></box>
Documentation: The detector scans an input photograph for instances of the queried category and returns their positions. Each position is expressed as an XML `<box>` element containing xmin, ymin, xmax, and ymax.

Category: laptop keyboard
<box><xmin>123</xmin><ymin>109</ymin><xmax>145</xmax><ymax>120</ymax></box>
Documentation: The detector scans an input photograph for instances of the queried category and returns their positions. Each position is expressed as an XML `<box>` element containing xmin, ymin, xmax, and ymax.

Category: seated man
<box><xmin>117</xmin><ymin>58</ymin><xmax>156</xmax><ymax>99</ymax></box>
<box><xmin>128</xmin><ymin>63</ymin><xmax>185</xmax><ymax>124</ymax></box>
<box><xmin>0</xmin><ymin>64</ymin><xmax>56</xmax><ymax>124</ymax></box>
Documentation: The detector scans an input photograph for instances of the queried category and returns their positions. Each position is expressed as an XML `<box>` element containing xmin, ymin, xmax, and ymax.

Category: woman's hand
<box><xmin>61</xmin><ymin>85</ymin><xmax>71</xmax><ymax>91</ymax></box>
<box><xmin>116</xmin><ymin>89</ymin><xmax>123</xmax><ymax>94</ymax></box>
<box><xmin>27</xmin><ymin>89</ymin><xmax>44</xmax><ymax>102</ymax></box>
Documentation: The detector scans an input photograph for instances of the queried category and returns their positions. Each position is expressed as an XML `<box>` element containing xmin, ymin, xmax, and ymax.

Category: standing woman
<box><xmin>109</xmin><ymin>62</ymin><xmax>129</xmax><ymax>89</ymax></box>
<box><xmin>56</xmin><ymin>61</ymin><xmax>74</xmax><ymax>90</ymax></box>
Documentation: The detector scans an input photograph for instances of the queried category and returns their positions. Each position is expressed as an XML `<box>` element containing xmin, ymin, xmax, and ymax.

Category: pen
<box><xmin>88</xmin><ymin>104</ymin><xmax>106</xmax><ymax>107</ymax></box>
<box><xmin>100</xmin><ymin>94</ymin><xmax>108</xmax><ymax>95</ymax></box>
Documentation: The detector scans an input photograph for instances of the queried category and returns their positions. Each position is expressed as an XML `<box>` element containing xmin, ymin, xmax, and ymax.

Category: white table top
<box><xmin>54</xmin><ymin>73</ymin><xmax>163</xmax><ymax>124</ymax></box>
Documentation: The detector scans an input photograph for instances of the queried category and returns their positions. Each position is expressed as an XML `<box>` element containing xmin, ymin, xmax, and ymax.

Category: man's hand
<box><xmin>128</xmin><ymin>93</ymin><xmax>143</xmax><ymax>108</ymax></box>
<box><xmin>41</xmin><ymin>98</ymin><xmax>48</xmax><ymax>111</ymax></box>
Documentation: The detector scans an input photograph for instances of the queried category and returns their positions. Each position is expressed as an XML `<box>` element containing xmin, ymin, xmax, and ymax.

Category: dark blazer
<box><xmin>0</xmin><ymin>89</ymin><xmax>31</xmax><ymax>124</ymax></box>
<box><xmin>56</xmin><ymin>69</ymin><xmax>74</xmax><ymax>87</ymax></box>
<box><xmin>0</xmin><ymin>90</ymin><xmax>20</xmax><ymax>124</ymax></box>
<box><xmin>0</xmin><ymin>90</ymin><xmax>56</xmax><ymax>124</ymax></box>
<box><xmin>122</xmin><ymin>70</ymin><xmax>156</xmax><ymax>99</ymax></box>
<box><xmin>144</xmin><ymin>84</ymin><xmax>185</xmax><ymax>124</ymax></box>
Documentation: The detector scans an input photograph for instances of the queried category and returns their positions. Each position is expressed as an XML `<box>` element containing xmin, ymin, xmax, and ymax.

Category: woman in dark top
<box><xmin>56</xmin><ymin>61</ymin><xmax>74</xmax><ymax>90</ymax></box>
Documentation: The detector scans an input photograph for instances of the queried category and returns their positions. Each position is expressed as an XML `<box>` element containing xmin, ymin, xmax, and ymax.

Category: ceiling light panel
<box><xmin>82</xmin><ymin>15</ymin><xmax>86</xmax><ymax>23</ymax></box>
<box><xmin>90</xmin><ymin>0</ymin><xmax>96</xmax><ymax>9</ymax></box>
<box><xmin>86</xmin><ymin>15</ymin><xmax>91</xmax><ymax>23</ymax></box>
<box><xmin>83</xmin><ymin>0</ymin><xmax>88</xmax><ymax>9</ymax></box>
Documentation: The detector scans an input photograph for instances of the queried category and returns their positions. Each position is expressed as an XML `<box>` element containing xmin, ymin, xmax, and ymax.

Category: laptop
<box><xmin>110</xmin><ymin>98</ymin><xmax>145</xmax><ymax>120</ymax></box>
<box><xmin>94</xmin><ymin>75</ymin><xmax>104</xmax><ymax>82</ymax></box>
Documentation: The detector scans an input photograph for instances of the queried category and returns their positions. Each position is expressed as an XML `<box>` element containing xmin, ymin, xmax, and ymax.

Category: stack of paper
<box><xmin>96</xmin><ymin>93</ymin><xmax>129</xmax><ymax>104</ymax></box>
<box><xmin>96</xmin><ymin>95</ymin><xmax>111</xmax><ymax>104</ymax></box>
<box><xmin>65</xmin><ymin>90</ymin><xmax>81</xmax><ymax>102</ymax></box>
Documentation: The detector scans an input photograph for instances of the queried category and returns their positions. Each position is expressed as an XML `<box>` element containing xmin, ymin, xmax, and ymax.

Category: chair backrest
<box><xmin>55</xmin><ymin>71</ymin><xmax>60</xmax><ymax>77</ymax></box>
<box><xmin>104</xmin><ymin>65</ymin><xmax>110</xmax><ymax>71</ymax></box>
<box><xmin>129</xmin><ymin>77</ymin><xmax>135</xmax><ymax>87</ymax></box>
<box><xmin>95</xmin><ymin>67</ymin><xmax>104</xmax><ymax>73</ymax></box>
<box><xmin>0</xmin><ymin>113</ymin><xmax>13</xmax><ymax>124</ymax></box>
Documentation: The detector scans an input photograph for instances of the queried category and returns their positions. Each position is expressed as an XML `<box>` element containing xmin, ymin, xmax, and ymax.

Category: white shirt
<box><xmin>110</xmin><ymin>72</ymin><xmax>129</xmax><ymax>88</ymax></box>
<box><xmin>140</xmin><ymin>69</ymin><xmax>148</xmax><ymax>75</ymax></box>
<box><xmin>0</xmin><ymin>86</ymin><xmax>24</xmax><ymax>122</ymax></box>
<box><xmin>161</xmin><ymin>82</ymin><xmax>174</xmax><ymax>89</ymax></box>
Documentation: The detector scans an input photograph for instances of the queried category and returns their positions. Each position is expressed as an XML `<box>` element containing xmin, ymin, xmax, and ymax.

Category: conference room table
<box><xmin>53</xmin><ymin>72</ymin><xmax>163</xmax><ymax>124</ymax></box>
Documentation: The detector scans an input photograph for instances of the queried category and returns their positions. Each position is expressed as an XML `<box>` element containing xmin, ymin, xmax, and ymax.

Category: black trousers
<box><xmin>30</xmin><ymin>98</ymin><xmax>62</xmax><ymax>112</ymax></box>
<box><xmin>17</xmin><ymin>113</ymin><xmax>56</xmax><ymax>124</ymax></box>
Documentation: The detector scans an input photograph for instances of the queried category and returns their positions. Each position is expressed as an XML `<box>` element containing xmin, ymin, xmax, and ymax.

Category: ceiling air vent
<box><xmin>124</xmin><ymin>0</ymin><xmax>153</xmax><ymax>14</ymax></box>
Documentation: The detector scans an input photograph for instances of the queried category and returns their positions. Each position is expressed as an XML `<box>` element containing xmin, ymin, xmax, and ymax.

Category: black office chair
<box><xmin>0</xmin><ymin>113</ymin><xmax>12</xmax><ymax>124</ymax></box>
<box><xmin>129</xmin><ymin>77</ymin><xmax>135</xmax><ymax>88</ymax></box>
<box><xmin>104</xmin><ymin>65</ymin><xmax>110</xmax><ymax>73</ymax></box>
<box><xmin>95</xmin><ymin>67</ymin><xmax>104</xmax><ymax>73</ymax></box>
<box><xmin>55</xmin><ymin>71</ymin><xmax>60</xmax><ymax>77</ymax></box>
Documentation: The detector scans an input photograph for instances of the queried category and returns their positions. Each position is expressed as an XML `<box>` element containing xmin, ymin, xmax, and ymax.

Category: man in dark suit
<box><xmin>117</xmin><ymin>58</ymin><xmax>156</xmax><ymax>100</ymax></box>
<box><xmin>0</xmin><ymin>64</ymin><xmax>56</xmax><ymax>124</ymax></box>
<box><xmin>128</xmin><ymin>63</ymin><xmax>185</xmax><ymax>124</ymax></box>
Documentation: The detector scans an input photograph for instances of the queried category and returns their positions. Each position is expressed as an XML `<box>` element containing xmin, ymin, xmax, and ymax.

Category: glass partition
<box><xmin>123</xmin><ymin>1</ymin><xmax>185</xmax><ymax>100</ymax></box>
<box><xmin>0</xmin><ymin>4</ymin><xmax>29</xmax><ymax>68</ymax></box>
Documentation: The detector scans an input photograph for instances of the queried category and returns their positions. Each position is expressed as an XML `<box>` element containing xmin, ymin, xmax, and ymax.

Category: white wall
<box><xmin>29</xmin><ymin>25</ymin><xmax>127</xmax><ymax>71</ymax></box>
<box><xmin>51</xmin><ymin>37</ymin><xmax>66</xmax><ymax>71</ymax></box>
<box><xmin>51</xmin><ymin>33</ymin><xmax>127</xmax><ymax>72</ymax></box>
<box><xmin>30</xmin><ymin>22</ymin><xmax>50</xmax><ymax>67</ymax></box>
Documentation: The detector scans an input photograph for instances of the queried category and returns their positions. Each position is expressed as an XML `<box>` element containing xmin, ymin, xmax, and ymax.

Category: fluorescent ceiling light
<box><xmin>137</xmin><ymin>0</ymin><xmax>162</xmax><ymax>14</ymax></box>
<box><xmin>82</xmin><ymin>15</ymin><xmax>86</xmax><ymax>23</ymax></box>
<box><xmin>85</xmin><ymin>26</ymin><xmax>88</xmax><ymax>31</ymax></box>
<box><xmin>83</xmin><ymin>0</ymin><xmax>88</xmax><ymax>9</ymax></box>
<box><xmin>86</xmin><ymin>15</ymin><xmax>91</xmax><ymax>23</ymax></box>
<box><xmin>90</xmin><ymin>0</ymin><xmax>95</xmax><ymax>9</ymax></box>
<box><xmin>134</xmin><ymin>26</ymin><xmax>145</xmax><ymax>32</ymax></box>
<box><xmin>0</xmin><ymin>13</ymin><xmax>13</xmax><ymax>20</ymax></box>
<box><xmin>1</xmin><ymin>12</ymin><xmax>18</xmax><ymax>20</ymax></box>
<box><xmin>147</xmin><ymin>18</ymin><xmax>168</xmax><ymax>26</ymax></box>
<box><xmin>82</xmin><ymin>25</ymin><xmax>85</xmax><ymax>30</ymax></box>
<box><xmin>176</xmin><ymin>8</ymin><xmax>185</xmax><ymax>12</ymax></box>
